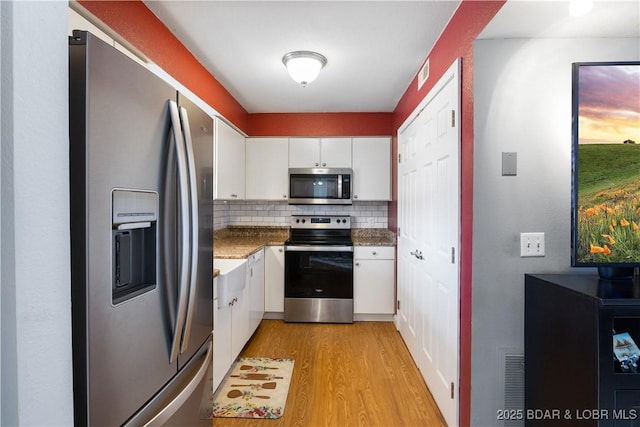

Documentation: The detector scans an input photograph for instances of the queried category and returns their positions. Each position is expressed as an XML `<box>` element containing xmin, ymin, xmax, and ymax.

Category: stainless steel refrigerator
<box><xmin>69</xmin><ymin>31</ymin><xmax>214</xmax><ymax>426</ymax></box>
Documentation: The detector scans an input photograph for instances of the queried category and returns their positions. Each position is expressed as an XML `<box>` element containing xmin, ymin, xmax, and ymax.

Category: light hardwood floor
<box><xmin>211</xmin><ymin>320</ymin><xmax>446</xmax><ymax>427</ymax></box>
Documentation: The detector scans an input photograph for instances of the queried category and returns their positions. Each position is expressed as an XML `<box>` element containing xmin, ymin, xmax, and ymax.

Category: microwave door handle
<box><xmin>167</xmin><ymin>100</ymin><xmax>190</xmax><ymax>364</ymax></box>
<box><xmin>337</xmin><ymin>174</ymin><xmax>343</xmax><ymax>199</ymax></box>
<box><xmin>178</xmin><ymin>105</ymin><xmax>199</xmax><ymax>354</ymax></box>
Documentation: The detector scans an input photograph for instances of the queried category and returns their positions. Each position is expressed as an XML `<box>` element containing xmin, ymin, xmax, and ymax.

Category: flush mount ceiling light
<box><xmin>282</xmin><ymin>51</ymin><xmax>327</xmax><ymax>87</ymax></box>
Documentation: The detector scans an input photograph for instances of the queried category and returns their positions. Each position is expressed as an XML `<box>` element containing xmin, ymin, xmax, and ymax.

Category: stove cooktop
<box><xmin>287</xmin><ymin>215</ymin><xmax>353</xmax><ymax>246</ymax></box>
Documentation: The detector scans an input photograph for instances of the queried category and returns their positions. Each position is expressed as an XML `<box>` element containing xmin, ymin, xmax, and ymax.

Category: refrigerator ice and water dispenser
<box><xmin>112</xmin><ymin>189</ymin><xmax>158</xmax><ymax>304</ymax></box>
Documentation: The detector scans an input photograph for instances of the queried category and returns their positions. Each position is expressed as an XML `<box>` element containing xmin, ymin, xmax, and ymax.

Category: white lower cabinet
<box><xmin>231</xmin><ymin>287</ymin><xmax>249</xmax><ymax>358</ymax></box>
<box><xmin>247</xmin><ymin>249</ymin><xmax>265</xmax><ymax>335</ymax></box>
<box><xmin>213</xmin><ymin>286</ymin><xmax>248</xmax><ymax>391</ymax></box>
<box><xmin>261</xmin><ymin>244</ymin><xmax>396</xmax><ymax>317</ymax></box>
<box><xmin>213</xmin><ymin>282</ymin><xmax>230</xmax><ymax>391</ymax></box>
<box><xmin>213</xmin><ymin>253</ymin><xmax>260</xmax><ymax>392</ymax></box>
<box><xmin>265</xmin><ymin>246</ymin><xmax>285</xmax><ymax>313</ymax></box>
<box><xmin>213</xmin><ymin>258</ymin><xmax>248</xmax><ymax>390</ymax></box>
<box><xmin>354</xmin><ymin>246</ymin><xmax>395</xmax><ymax>314</ymax></box>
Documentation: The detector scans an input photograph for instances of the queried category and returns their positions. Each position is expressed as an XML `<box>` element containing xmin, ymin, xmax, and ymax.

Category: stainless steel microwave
<box><xmin>288</xmin><ymin>168</ymin><xmax>352</xmax><ymax>205</ymax></box>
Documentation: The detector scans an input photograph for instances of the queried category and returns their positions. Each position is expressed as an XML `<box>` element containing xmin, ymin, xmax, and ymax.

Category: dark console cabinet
<box><xmin>525</xmin><ymin>274</ymin><xmax>640</xmax><ymax>427</ymax></box>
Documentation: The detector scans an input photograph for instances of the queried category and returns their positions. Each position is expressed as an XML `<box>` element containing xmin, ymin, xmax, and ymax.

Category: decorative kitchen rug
<box><xmin>211</xmin><ymin>357</ymin><xmax>295</xmax><ymax>419</ymax></box>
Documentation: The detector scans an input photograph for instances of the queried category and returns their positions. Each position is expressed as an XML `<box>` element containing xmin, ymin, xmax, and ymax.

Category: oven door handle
<box><xmin>285</xmin><ymin>245</ymin><xmax>354</xmax><ymax>252</ymax></box>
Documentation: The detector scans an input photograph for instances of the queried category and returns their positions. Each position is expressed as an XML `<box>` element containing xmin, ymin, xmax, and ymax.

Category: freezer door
<box><xmin>123</xmin><ymin>337</ymin><xmax>214</xmax><ymax>427</ymax></box>
<box><xmin>176</xmin><ymin>93</ymin><xmax>214</xmax><ymax>369</ymax></box>
<box><xmin>70</xmin><ymin>32</ymin><xmax>179</xmax><ymax>426</ymax></box>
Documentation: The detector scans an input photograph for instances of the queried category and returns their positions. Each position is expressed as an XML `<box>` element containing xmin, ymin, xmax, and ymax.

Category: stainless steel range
<box><xmin>284</xmin><ymin>215</ymin><xmax>354</xmax><ymax>323</ymax></box>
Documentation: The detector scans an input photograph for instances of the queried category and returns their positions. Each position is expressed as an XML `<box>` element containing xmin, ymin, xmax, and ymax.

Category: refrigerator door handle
<box><xmin>167</xmin><ymin>100</ymin><xmax>191</xmax><ymax>364</ymax></box>
<box><xmin>178</xmin><ymin>105</ymin><xmax>200</xmax><ymax>353</ymax></box>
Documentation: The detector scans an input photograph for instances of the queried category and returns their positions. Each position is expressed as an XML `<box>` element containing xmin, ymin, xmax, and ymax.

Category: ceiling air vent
<box><xmin>417</xmin><ymin>58</ymin><xmax>430</xmax><ymax>90</ymax></box>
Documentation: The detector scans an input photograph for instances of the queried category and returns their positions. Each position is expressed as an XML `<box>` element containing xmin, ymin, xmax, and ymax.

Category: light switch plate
<box><xmin>520</xmin><ymin>232</ymin><xmax>545</xmax><ymax>257</ymax></box>
<box><xmin>502</xmin><ymin>152</ymin><xmax>517</xmax><ymax>176</ymax></box>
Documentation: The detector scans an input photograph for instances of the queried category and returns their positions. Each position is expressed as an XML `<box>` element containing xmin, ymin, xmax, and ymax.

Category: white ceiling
<box><xmin>479</xmin><ymin>0</ymin><xmax>640</xmax><ymax>39</ymax></box>
<box><xmin>143</xmin><ymin>0</ymin><xmax>461</xmax><ymax>113</ymax></box>
<box><xmin>143</xmin><ymin>0</ymin><xmax>640</xmax><ymax>114</ymax></box>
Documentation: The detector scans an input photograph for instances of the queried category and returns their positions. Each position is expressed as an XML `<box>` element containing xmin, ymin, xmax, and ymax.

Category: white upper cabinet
<box><xmin>214</xmin><ymin>118</ymin><xmax>245</xmax><ymax>200</ymax></box>
<box><xmin>288</xmin><ymin>138</ymin><xmax>319</xmax><ymax>168</ymax></box>
<box><xmin>352</xmin><ymin>137</ymin><xmax>391</xmax><ymax>201</ymax></box>
<box><xmin>246</xmin><ymin>138</ymin><xmax>289</xmax><ymax>200</ymax></box>
<box><xmin>319</xmin><ymin>138</ymin><xmax>352</xmax><ymax>167</ymax></box>
<box><xmin>289</xmin><ymin>137</ymin><xmax>352</xmax><ymax>168</ymax></box>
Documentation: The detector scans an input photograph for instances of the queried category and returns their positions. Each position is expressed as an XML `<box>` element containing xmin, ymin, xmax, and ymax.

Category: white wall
<box><xmin>471</xmin><ymin>37</ymin><xmax>639</xmax><ymax>426</ymax></box>
<box><xmin>0</xmin><ymin>1</ymin><xmax>73</xmax><ymax>425</ymax></box>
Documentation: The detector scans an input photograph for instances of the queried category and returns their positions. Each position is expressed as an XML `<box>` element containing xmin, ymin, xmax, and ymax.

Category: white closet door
<box><xmin>397</xmin><ymin>59</ymin><xmax>460</xmax><ymax>427</ymax></box>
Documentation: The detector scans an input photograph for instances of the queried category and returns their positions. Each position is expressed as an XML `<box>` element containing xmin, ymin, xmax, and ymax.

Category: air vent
<box><xmin>417</xmin><ymin>58</ymin><xmax>430</xmax><ymax>90</ymax></box>
<box><xmin>498</xmin><ymin>349</ymin><xmax>525</xmax><ymax>427</ymax></box>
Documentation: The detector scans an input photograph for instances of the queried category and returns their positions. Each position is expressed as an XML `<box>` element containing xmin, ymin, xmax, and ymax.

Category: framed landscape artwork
<box><xmin>572</xmin><ymin>62</ymin><xmax>640</xmax><ymax>267</ymax></box>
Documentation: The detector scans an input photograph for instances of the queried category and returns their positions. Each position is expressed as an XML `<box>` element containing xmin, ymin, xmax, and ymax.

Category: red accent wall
<box><xmin>248</xmin><ymin>112</ymin><xmax>393</xmax><ymax>137</ymax></box>
<box><xmin>77</xmin><ymin>0</ymin><xmax>249</xmax><ymax>133</ymax></box>
<box><xmin>390</xmin><ymin>2</ymin><xmax>506</xmax><ymax>426</ymax></box>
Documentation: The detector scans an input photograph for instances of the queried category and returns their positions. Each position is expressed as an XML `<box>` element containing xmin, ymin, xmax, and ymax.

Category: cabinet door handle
<box><xmin>322</xmin><ymin>162</ymin><xmax>326</xmax><ymax>167</ymax></box>
<box><xmin>355</xmin><ymin>262</ymin><xmax>360</xmax><ymax>266</ymax></box>
<box><xmin>354</xmin><ymin>195</ymin><xmax>358</xmax><ymax>199</ymax></box>
<box><xmin>283</xmin><ymin>194</ymin><xmax>287</xmax><ymax>199</ymax></box>
<box><xmin>315</xmin><ymin>162</ymin><xmax>319</xmax><ymax>167</ymax></box>
<box><xmin>278</xmin><ymin>248</ymin><xmax>283</xmax><ymax>253</ymax></box>
<box><xmin>372</xmin><ymin>251</ymin><xmax>377</xmax><ymax>256</ymax></box>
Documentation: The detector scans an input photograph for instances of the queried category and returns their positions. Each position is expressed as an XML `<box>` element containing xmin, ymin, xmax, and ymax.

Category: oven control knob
<box><xmin>342</xmin><ymin>219</ymin><xmax>347</xmax><ymax>223</ymax></box>
<box><xmin>301</xmin><ymin>219</ymin><xmax>306</xmax><ymax>223</ymax></box>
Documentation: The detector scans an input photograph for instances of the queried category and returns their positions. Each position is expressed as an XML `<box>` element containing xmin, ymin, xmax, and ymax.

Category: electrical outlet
<box><xmin>520</xmin><ymin>232</ymin><xmax>545</xmax><ymax>257</ymax></box>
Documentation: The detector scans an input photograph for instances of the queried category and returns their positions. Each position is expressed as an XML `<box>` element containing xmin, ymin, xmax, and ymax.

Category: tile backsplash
<box><xmin>214</xmin><ymin>200</ymin><xmax>388</xmax><ymax>231</ymax></box>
